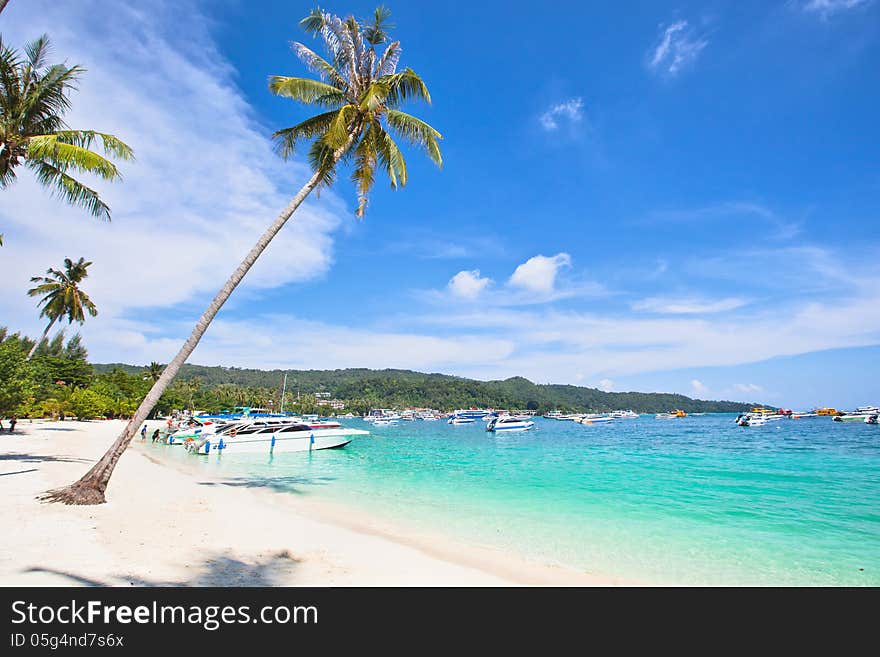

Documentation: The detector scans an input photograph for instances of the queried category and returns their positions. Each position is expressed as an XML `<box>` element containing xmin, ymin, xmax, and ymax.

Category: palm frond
<box><xmin>271</xmin><ymin>109</ymin><xmax>341</xmax><ymax>159</ymax></box>
<box><xmin>27</xmin><ymin>135</ymin><xmax>122</xmax><ymax>180</ymax></box>
<box><xmin>321</xmin><ymin>103</ymin><xmax>357</xmax><ymax>151</ymax></box>
<box><xmin>374</xmin><ymin>40</ymin><xmax>401</xmax><ymax>77</ymax></box>
<box><xmin>363</xmin><ymin>5</ymin><xmax>394</xmax><ymax>45</ymax></box>
<box><xmin>27</xmin><ymin>159</ymin><xmax>112</xmax><ymax>220</ymax></box>
<box><xmin>289</xmin><ymin>41</ymin><xmax>347</xmax><ymax>90</ymax></box>
<box><xmin>377</xmin><ymin>127</ymin><xmax>408</xmax><ymax>188</ymax></box>
<box><xmin>384</xmin><ymin>109</ymin><xmax>442</xmax><ymax>167</ymax></box>
<box><xmin>268</xmin><ymin>76</ymin><xmax>345</xmax><ymax>106</ymax></box>
<box><xmin>379</xmin><ymin>68</ymin><xmax>431</xmax><ymax>107</ymax></box>
<box><xmin>53</xmin><ymin>130</ymin><xmax>134</xmax><ymax>161</ymax></box>
<box><xmin>358</xmin><ymin>79</ymin><xmax>390</xmax><ymax>111</ymax></box>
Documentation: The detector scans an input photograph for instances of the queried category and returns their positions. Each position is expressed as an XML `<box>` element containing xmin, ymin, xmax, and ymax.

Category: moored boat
<box><xmin>486</xmin><ymin>415</ymin><xmax>535</xmax><ymax>432</ymax></box>
<box><xmin>186</xmin><ymin>421</ymin><xmax>368</xmax><ymax>455</ymax></box>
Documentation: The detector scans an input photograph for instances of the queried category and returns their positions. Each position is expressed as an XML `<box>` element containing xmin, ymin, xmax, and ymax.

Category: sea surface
<box><xmin>155</xmin><ymin>414</ymin><xmax>880</xmax><ymax>585</ymax></box>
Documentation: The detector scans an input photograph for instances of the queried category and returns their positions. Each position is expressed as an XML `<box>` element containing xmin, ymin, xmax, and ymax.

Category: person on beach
<box><xmin>9</xmin><ymin>416</ymin><xmax>17</xmax><ymax>433</ymax></box>
<box><xmin>140</xmin><ymin>425</ymin><xmax>147</xmax><ymax>440</ymax></box>
<box><xmin>151</xmin><ymin>428</ymin><xmax>161</xmax><ymax>442</ymax></box>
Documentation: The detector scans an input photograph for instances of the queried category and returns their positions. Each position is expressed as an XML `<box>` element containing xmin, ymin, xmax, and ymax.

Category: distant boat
<box><xmin>791</xmin><ymin>412</ymin><xmax>818</xmax><ymax>419</ymax></box>
<box><xmin>578</xmin><ymin>415</ymin><xmax>614</xmax><ymax>424</ymax></box>
<box><xmin>448</xmin><ymin>416</ymin><xmax>476</xmax><ymax>425</ymax></box>
<box><xmin>833</xmin><ymin>406</ymin><xmax>880</xmax><ymax>422</ymax></box>
<box><xmin>610</xmin><ymin>410</ymin><xmax>639</xmax><ymax>419</ymax></box>
<box><xmin>656</xmin><ymin>410</ymin><xmax>687</xmax><ymax>419</ymax></box>
<box><xmin>486</xmin><ymin>415</ymin><xmax>535</xmax><ymax>432</ymax></box>
<box><xmin>814</xmin><ymin>407</ymin><xmax>840</xmax><ymax>416</ymax></box>
<box><xmin>543</xmin><ymin>410</ymin><xmax>564</xmax><ymax>419</ymax></box>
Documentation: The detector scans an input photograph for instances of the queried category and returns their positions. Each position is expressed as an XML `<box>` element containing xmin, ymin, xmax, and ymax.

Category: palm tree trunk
<box><xmin>26</xmin><ymin>317</ymin><xmax>56</xmax><ymax>361</ymax></box>
<box><xmin>0</xmin><ymin>1</ymin><xmax>11</xmax><ymax>16</ymax></box>
<box><xmin>41</xmin><ymin>141</ymin><xmax>352</xmax><ymax>505</ymax></box>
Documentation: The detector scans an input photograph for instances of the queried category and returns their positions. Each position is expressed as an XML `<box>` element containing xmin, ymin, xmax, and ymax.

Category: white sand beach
<box><xmin>0</xmin><ymin>420</ymin><xmax>623</xmax><ymax>586</ymax></box>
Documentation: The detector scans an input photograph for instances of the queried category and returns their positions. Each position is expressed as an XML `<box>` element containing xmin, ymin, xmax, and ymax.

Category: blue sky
<box><xmin>1</xmin><ymin>0</ymin><xmax>878</xmax><ymax>408</ymax></box>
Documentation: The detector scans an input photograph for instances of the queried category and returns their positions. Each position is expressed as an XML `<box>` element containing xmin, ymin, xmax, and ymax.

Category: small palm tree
<box><xmin>26</xmin><ymin>257</ymin><xmax>97</xmax><ymax>360</ymax></box>
<box><xmin>0</xmin><ymin>34</ymin><xmax>133</xmax><ymax>245</ymax></box>
<box><xmin>44</xmin><ymin>6</ymin><xmax>442</xmax><ymax>505</ymax></box>
<box><xmin>143</xmin><ymin>362</ymin><xmax>164</xmax><ymax>383</ymax></box>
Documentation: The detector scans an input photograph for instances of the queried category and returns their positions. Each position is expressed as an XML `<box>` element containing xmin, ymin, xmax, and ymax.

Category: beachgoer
<box><xmin>140</xmin><ymin>425</ymin><xmax>147</xmax><ymax>440</ymax></box>
<box><xmin>9</xmin><ymin>416</ymin><xmax>17</xmax><ymax>433</ymax></box>
<box><xmin>152</xmin><ymin>428</ymin><xmax>161</xmax><ymax>443</ymax></box>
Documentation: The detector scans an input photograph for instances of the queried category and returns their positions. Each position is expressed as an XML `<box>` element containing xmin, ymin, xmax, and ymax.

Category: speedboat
<box><xmin>578</xmin><ymin>415</ymin><xmax>614</xmax><ymax>424</ymax></box>
<box><xmin>185</xmin><ymin>421</ymin><xmax>369</xmax><ymax>455</ymax></box>
<box><xmin>448</xmin><ymin>416</ymin><xmax>476</xmax><ymax>424</ymax></box>
<box><xmin>791</xmin><ymin>412</ymin><xmax>818</xmax><ymax>419</ymax></box>
<box><xmin>737</xmin><ymin>414</ymin><xmax>768</xmax><ymax>427</ymax></box>
<box><xmin>656</xmin><ymin>413</ymin><xmax>676</xmax><ymax>419</ymax></box>
<box><xmin>486</xmin><ymin>415</ymin><xmax>535</xmax><ymax>432</ymax></box>
<box><xmin>833</xmin><ymin>406</ymin><xmax>880</xmax><ymax>422</ymax></box>
<box><xmin>543</xmin><ymin>411</ymin><xmax>564</xmax><ymax>419</ymax></box>
<box><xmin>610</xmin><ymin>410</ymin><xmax>639</xmax><ymax>419</ymax></box>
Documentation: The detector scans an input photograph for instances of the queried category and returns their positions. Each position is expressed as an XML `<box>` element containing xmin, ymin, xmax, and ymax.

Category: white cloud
<box><xmin>733</xmin><ymin>383</ymin><xmax>764</xmax><ymax>394</ymax></box>
<box><xmin>508</xmin><ymin>253</ymin><xmax>572</xmax><ymax>294</ymax></box>
<box><xmin>691</xmin><ymin>379</ymin><xmax>709</xmax><ymax>395</ymax></box>
<box><xmin>648</xmin><ymin>20</ymin><xmax>708</xmax><ymax>76</ymax></box>
<box><xmin>539</xmin><ymin>98</ymin><xmax>584</xmax><ymax>131</ymax></box>
<box><xmin>598</xmin><ymin>378</ymin><xmax>615</xmax><ymax>392</ymax></box>
<box><xmin>632</xmin><ymin>296</ymin><xmax>748</xmax><ymax>314</ymax></box>
<box><xmin>447</xmin><ymin>270</ymin><xmax>492</xmax><ymax>300</ymax></box>
<box><xmin>803</xmin><ymin>0</ymin><xmax>872</xmax><ymax>17</ymax></box>
<box><xmin>0</xmin><ymin>0</ymin><xmax>348</xmax><ymax>338</ymax></box>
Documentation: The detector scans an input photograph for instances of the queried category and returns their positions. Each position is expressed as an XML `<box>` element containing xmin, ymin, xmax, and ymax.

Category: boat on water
<box><xmin>833</xmin><ymin>406</ymin><xmax>880</xmax><ymax>422</ymax></box>
<box><xmin>736</xmin><ymin>413</ymin><xmax>785</xmax><ymax>427</ymax></box>
<box><xmin>814</xmin><ymin>407</ymin><xmax>840</xmax><ymax>416</ymax></box>
<box><xmin>543</xmin><ymin>410</ymin><xmax>564</xmax><ymax>419</ymax></box>
<box><xmin>185</xmin><ymin>420</ymin><xmax>369</xmax><ymax>455</ymax></box>
<box><xmin>577</xmin><ymin>415</ymin><xmax>614</xmax><ymax>424</ymax></box>
<box><xmin>791</xmin><ymin>412</ymin><xmax>818</xmax><ymax>419</ymax></box>
<box><xmin>656</xmin><ymin>409</ymin><xmax>687</xmax><ymax>419</ymax></box>
<box><xmin>447</xmin><ymin>416</ymin><xmax>476</xmax><ymax>424</ymax></box>
<box><xmin>486</xmin><ymin>415</ymin><xmax>535</xmax><ymax>432</ymax></box>
<box><xmin>610</xmin><ymin>410</ymin><xmax>639</xmax><ymax>419</ymax></box>
<box><xmin>364</xmin><ymin>409</ymin><xmax>401</xmax><ymax>423</ymax></box>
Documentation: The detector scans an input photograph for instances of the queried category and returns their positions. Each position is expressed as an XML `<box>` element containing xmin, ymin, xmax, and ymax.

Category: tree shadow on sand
<box><xmin>0</xmin><ymin>452</ymin><xmax>90</xmax><ymax>464</ymax></box>
<box><xmin>24</xmin><ymin>550</ymin><xmax>301</xmax><ymax>587</ymax></box>
<box><xmin>196</xmin><ymin>475</ymin><xmax>336</xmax><ymax>494</ymax></box>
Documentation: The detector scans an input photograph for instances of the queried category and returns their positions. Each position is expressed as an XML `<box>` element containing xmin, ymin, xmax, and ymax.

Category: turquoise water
<box><xmin>156</xmin><ymin>415</ymin><xmax>880</xmax><ymax>585</ymax></box>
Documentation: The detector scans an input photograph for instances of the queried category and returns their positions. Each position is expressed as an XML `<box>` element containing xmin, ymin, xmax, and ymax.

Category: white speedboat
<box><xmin>186</xmin><ymin>422</ymin><xmax>369</xmax><ymax>455</ymax></box>
<box><xmin>448</xmin><ymin>416</ymin><xmax>476</xmax><ymax>424</ymax></box>
<box><xmin>486</xmin><ymin>415</ymin><xmax>535</xmax><ymax>432</ymax></box>
<box><xmin>577</xmin><ymin>415</ymin><xmax>614</xmax><ymax>424</ymax></box>
<box><xmin>833</xmin><ymin>406</ymin><xmax>880</xmax><ymax>422</ymax></box>
<box><xmin>610</xmin><ymin>410</ymin><xmax>639</xmax><ymax>419</ymax></box>
<box><xmin>372</xmin><ymin>418</ymin><xmax>398</xmax><ymax>426</ymax></box>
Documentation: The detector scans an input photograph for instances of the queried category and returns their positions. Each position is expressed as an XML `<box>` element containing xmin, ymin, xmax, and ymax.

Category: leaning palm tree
<box><xmin>42</xmin><ymin>6</ymin><xmax>442</xmax><ymax>504</ymax></box>
<box><xmin>0</xmin><ymin>34</ymin><xmax>133</xmax><ymax>245</ymax></box>
<box><xmin>0</xmin><ymin>1</ymin><xmax>11</xmax><ymax>16</ymax></box>
<box><xmin>26</xmin><ymin>257</ymin><xmax>97</xmax><ymax>360</ymax></box>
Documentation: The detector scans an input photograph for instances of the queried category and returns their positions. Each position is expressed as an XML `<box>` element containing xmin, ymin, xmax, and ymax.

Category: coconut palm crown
<box><xmin>270</xmin><ymin>6</ymin><xmax>442</xmax><ymax>217</ymax></box>
<box><xmin>25</xmin><ymin>256</ymin><xmax>97</xmax><ymax>359</ymax></box>
<box><xmin>0</xmin><ymin>35</ymin><xmax>133</xmax><ymax>221</ymax></box>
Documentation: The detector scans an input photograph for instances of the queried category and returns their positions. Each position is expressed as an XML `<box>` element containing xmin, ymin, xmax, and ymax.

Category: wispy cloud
<box><xmin>539</xmin><ymin>98</ymin><xmax>584</xmax><ymax>131</ymax></box>
<box><xmin>632</xmin><ymin>296</ymin><xmax>748</xmax><ymax>315</ymax></box>
<box><xmin>733</xmin><ymin>383</ymin><xmax>764</xmax><ymax>394</ymax></box>
<box><xmin>802</xmin><ymin>0</ymin><xmax>872</xmax><ymax>18</ymax></box>
<box><xmin>691</xmin><ymin>379</ymin><xmax>709</xmax><ymax>395</ymax></box>
<box><xmin>648</xmin><ymin>20</ymin><xmax>709</xmax><ymax>76</ymax></box>
<box><xmin>646</xmin><ymin>201</ymin><xmax>801</xmax><ymax>239</ymax></box>
<box><xmin>0</xmin><ymin>0</ymin><xmax>348</xmax><ymax>338</ymax></box>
